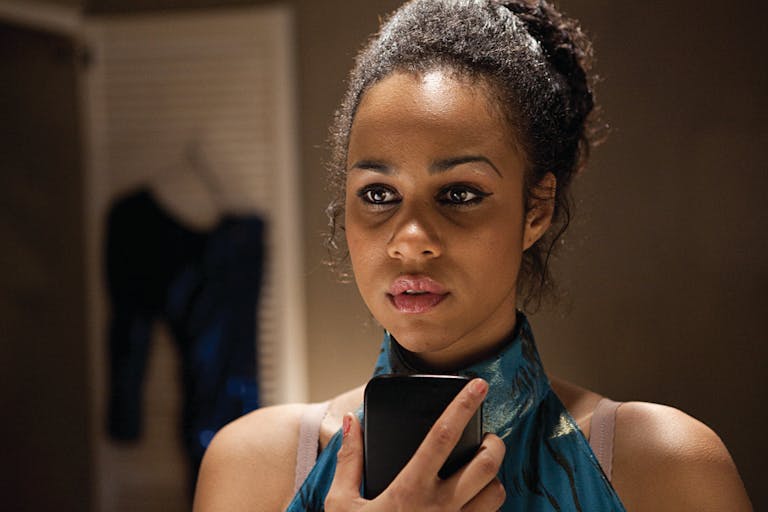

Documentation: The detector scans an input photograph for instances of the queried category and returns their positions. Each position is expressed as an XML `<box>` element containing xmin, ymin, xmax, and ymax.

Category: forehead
<box><xmin>355</xmin><ymin>69</ymin><xmax>504</xmax><ymax>128</ymax></box>
<box><xmin>349</xmin><ymin>69</ymin><xmax>520</xmax><ymax>160</ymax></box>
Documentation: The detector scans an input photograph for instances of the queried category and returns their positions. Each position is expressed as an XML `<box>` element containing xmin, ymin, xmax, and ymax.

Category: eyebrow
<box><xmin>349</xmin><ymin>155</ymin><xmax>502</xmax><ymax>177</ymax></box>
<box><xmin>430</xmin><ymin>155</ymin><xmax>501</xmax><ymax>177</ymax></box>
<box><xmin>349</xmin><ymin>160</ymin><xmax>390</xmax><ymax>173</ymax></box>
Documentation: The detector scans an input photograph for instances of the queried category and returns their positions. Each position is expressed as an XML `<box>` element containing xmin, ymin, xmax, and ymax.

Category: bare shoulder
<box><xmin>549</xmin><ymin>375</ymin><xmax>603</xmax><ymax>435</ymax></box>
<box><xmin>612</xmin><ymin>401</ymin><xmax>752</xmax><ymax>512</ymax></box>
<box><xmin>193</xmin><ymin>403</ymin><xmax>305</xmax><ymax>512</ymax></box>
<box><xmin>193</xmin><ymin>385</ymin><xmax>367</xmax><ymax>512</ymax></box>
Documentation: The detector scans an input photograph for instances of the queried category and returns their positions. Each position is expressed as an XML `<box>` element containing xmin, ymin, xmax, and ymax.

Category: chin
<box><xmin>397</xmin><ymin>338</ymin><xmax>448</xmax><ymax>355</ymax></box>
<box><xmin>388</xmin><ymin>326</ymin><xmax>456</xmax><ymax>357</ymax></box>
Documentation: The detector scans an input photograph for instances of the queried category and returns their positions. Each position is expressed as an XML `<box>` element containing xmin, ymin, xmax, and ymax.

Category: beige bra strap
<box><xmin>294</xmin><ymin>401</ymin><xmax>331</xmax><ymax>494</ymax></box>
<box><xmin>588</xmin><ymin>398</ymin><xmax>622</xmax><ymax>482</ymax></box>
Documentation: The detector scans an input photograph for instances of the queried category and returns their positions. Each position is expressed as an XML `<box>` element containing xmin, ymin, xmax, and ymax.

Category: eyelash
<box><xmin>357</xmin><ymin>185</ymin><xmax>400</xmax><ymax>206</ymax></box>
<box><xmin>356</xmin><ymin>184</ymin><xmax>491</xmax><ymax>208</ymax></box>
<box><xmin>436</xmin><ymin>184</ymin><xmax>491</xmax><ymax>206</ymax></box>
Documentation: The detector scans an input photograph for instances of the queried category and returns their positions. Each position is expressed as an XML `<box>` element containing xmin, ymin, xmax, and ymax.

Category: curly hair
<box><xmin>325</xmin><ymin>0</ymin><xmax>600</xmax><ymax>311</ymax></box>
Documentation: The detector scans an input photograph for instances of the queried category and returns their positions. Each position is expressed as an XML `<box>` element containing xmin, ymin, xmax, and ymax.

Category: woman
<box><xmin>194</xmin><ymin>1</ymin><xmax>752</xmax><ymax>510</ymax></box>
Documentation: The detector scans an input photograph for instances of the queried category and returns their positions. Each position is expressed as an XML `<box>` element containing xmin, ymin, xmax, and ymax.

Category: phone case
<box><xmin>363</xmin><ymin>374</ymin><xmax>482</xmax><ymax>499</ymax></box>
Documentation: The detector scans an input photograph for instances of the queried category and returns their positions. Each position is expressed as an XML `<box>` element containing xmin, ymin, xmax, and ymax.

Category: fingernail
<box><xmin>470</xmin><ymin>378</ymin><xmax>488</xmax><ymax>396</ymax></box>
<box><xmin>342</xmin><ymin>413</ymin><xmax>352</xmax><ymax>437</ymax></box>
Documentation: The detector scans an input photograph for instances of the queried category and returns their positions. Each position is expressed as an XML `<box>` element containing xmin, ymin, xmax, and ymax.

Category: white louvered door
<box><xmin>81</xmin><ymin>6</ymin><xmax>306</xmax><ymax>510</ymax></box>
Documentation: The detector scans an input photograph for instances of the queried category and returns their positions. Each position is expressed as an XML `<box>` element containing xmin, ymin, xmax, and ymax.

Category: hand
<box><xmin>325</xmin><ymin>378</ymin><xmax>506</xmax><ymax>512</ymax></box>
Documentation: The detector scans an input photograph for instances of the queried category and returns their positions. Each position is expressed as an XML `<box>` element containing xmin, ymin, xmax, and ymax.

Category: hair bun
<box><xmin>502</xmin><ymin>0</ymin><xmax>594</xmax><ymax>129</ymax></box>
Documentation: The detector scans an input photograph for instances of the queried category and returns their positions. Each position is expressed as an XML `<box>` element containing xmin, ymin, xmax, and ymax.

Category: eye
<box><xmin>357</xmin><ymin>184</ymin><xmax>400</xmax><ymax>205</ymax></box>
<box><xmin>437</xmin><ymin>184</ymin><xmax>491</xmax><ymax>206</ymax></box>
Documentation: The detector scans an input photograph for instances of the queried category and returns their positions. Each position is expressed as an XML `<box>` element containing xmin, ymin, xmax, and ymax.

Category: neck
<box><xmin>398</xmin><ymin>330</ymin><xmax>522</xmax><ymax>373</ymax></box>
<box><xmin>387</xmin><ymin>310</ymin><xmax>526</xmax><ymax>374</ymax></box>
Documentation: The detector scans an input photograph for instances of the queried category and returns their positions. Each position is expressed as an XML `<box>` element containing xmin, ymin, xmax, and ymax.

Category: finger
<box><xmin>326</xmin><ymin>413</ymin><xmax>365</xmax><ymax>502</ymax></box>
<box><xmin>460</xmin><ymin>478</ymin><xmax>506</xmax><ymax>512</ymax></box>
<box><xmin>448</xmin><ymin>434</ymin><xmax>505</xmax><ymax>503</ymax></box>
<box><xmin>403</xmin><ymin>378</ymin><xmax>488</xmax><ymax>479</ymax></box>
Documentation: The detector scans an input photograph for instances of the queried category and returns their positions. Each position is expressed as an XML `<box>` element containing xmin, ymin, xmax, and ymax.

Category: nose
<box><xmin>386</xmin><ymin>206</ymin><xmax>442</xmax><ymax>262</ymax></box>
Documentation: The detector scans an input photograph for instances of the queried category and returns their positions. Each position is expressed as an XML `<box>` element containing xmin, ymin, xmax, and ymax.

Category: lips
<box><xmin>388</xmin><ymin>275</ymin><xmax>448</xmax><ymax>314</ymax></box>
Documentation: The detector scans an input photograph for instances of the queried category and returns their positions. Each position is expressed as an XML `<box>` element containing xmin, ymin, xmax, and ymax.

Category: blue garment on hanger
<box><xmin>288</xmin><ymin>312</ymin><xmax>627</xmax><ymax>511</ymax></box>
<box><xmin>105</xmin><ymin>188</ymin><xmax>264</xmax><ymax>490</ymax></box>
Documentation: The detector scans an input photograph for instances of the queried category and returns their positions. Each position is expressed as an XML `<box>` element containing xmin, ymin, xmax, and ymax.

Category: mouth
<box><xmin>387</xmin><ymin>275</ymin><xmax>449</xmax><ymax>314</ymax></box>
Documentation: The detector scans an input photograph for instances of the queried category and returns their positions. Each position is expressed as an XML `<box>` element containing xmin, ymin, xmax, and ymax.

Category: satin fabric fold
<box><xmin>287</xmin><ymin>312</ymin><xmax>627</xmax><ymax>511</ymax></box>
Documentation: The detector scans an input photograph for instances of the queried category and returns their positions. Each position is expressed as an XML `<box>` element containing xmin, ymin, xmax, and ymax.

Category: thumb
<box><xmin>328</xmin><ymin>413</ymin><xmax>365</xmax><ymax>500</ymax></box>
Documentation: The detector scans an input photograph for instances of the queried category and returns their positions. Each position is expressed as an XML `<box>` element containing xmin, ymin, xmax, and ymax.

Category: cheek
<box><xmin>344</xmin><ymin>215</ymin><xmax>377</xmax><ymax>281</ymax></box>
<box><xmin>467</xmin><ymin>237</ymin><xmax>521</xmax><ymax>277</ymax></box>
<box><xmin>343</xmin><ymin>196</ymin><xmax>362</xmax><ymax>248</ymax></box>
<box><xmin>465</xmin><ymin>217</ymin><xmax>524</xmax><ymax>283</ymax></box>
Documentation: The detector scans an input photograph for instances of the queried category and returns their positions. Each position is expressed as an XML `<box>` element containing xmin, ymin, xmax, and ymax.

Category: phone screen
<box><xmin>363</xmin><ymin>374</ymin><xmax>483</xmax><ymax>499</ymax></box>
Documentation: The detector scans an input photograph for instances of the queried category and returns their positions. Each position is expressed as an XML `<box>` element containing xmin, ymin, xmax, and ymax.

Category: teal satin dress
<box><xmin>287</xmin><ymin>312</ymin><xmax>627</xmax><ymax>511</ymax></box>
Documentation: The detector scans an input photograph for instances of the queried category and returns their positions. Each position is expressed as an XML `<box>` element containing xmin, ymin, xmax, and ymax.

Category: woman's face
<box><xmin>345</xmin><ymin>69</ymin><xmax>548</xmax><ymax>370</ymax></box>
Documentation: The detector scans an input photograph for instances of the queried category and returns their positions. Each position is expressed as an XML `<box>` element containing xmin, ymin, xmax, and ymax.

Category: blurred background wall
<box><xmin>0</xmin><ymin>19</ymin><xmax>90</xmax><ymax>512</ymax></box>
<box><xmin>1</xmin><ymin>0</ymin><xmax>765</xmax><ymax>510</ymax></box>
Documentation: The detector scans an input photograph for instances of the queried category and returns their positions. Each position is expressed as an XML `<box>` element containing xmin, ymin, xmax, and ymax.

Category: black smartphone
<box><xmin>362</xmin><ymin>374</ymin><xmax>483</xmax><ymax>499</ymax></box>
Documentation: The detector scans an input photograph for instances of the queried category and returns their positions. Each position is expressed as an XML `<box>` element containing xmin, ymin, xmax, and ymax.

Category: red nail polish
<box><xmin>342</xmin><ymin>414</ymin><xmax>351</xmax><ymax>437</ymax></box>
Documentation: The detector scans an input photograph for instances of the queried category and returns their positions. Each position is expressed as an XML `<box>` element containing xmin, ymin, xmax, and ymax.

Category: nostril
<box><xmin>386</xmin><ymin>223</ymin><xmax>442</xmax><ymax>260</ymax></box>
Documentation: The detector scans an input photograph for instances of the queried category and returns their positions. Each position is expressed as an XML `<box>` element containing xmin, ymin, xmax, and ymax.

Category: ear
<box><xmin>523</xmin><ymin>172</ymin><xmax>556</xmax><ymax>251</ymax></box>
